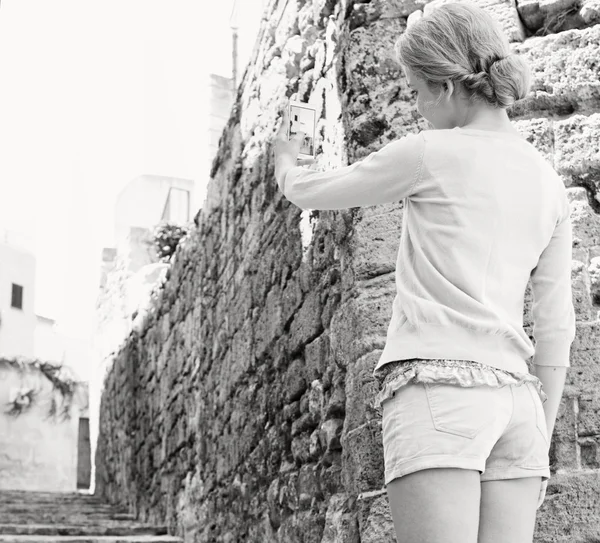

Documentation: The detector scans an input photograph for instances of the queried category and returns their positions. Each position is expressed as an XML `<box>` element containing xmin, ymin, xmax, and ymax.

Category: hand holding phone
<box><xmin>288</xmin><ymin>100</ymin><xmax>317</xmax><ymax>160</ymax></box>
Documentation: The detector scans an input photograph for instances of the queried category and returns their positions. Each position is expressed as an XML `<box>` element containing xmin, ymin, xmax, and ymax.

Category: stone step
<box><xmin>0</xmin><ymin>493</ymin><xmax>176</xmax><ymax>543</ymax></box>
<box><xmin>0</xmin><ymin>519</ymin><xmax>136</xmax><ymax>526</ymax></box>
<box><xmin>0</xmin><ymin>509</ymin><xmax>136</xmax><ymax>524</ymax></box>
<box><xmin>0</xmin><ymin>519</ymin><xmax>138</xmax><ymax>528</ymax></box>
<box><xmin>0</xmin><ymin>509</ymin><xmax>130</xmax><ymax>516</ymax></box>
<box><xmin>0</xmin><ymin>537</ymin><xmax>181</xmax><ymax>543</ymax></box>
<box><xmin>0</xmin><ymin>504</ymin><xmax>122</xmax><ymax>510</ymax></box>
<box><xmin>0</xmin><ymin>527</ymin><xmax>168</xmax><ymax>537</ymax></box>
<box><xmin>0</xmin><ymin>502</ymin><xmax>108</xmax><ymax>509</ymax></box>
<box><xmin>0</xmin><ymin>494</ymin><xmax>102</xmax><ymax>504</ymax></box>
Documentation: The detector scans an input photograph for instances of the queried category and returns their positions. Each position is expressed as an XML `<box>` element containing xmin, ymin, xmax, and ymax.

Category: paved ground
<box><xmin>0</xmin><ymin>492</ymin><xmax>181</xmax><ymax>543</ymax></box>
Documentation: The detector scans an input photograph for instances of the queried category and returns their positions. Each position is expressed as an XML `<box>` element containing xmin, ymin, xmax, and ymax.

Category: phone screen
<box><xmin>289</xmin><ymin>102</ymin><xmax>316</xmax><ymax>158</ymax></box>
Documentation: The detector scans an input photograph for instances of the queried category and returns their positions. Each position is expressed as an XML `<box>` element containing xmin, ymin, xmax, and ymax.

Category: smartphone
<box><xmin>288</xmin><ymin>100</ymin><xmax>317</xmax><ymax>160</ymax></box>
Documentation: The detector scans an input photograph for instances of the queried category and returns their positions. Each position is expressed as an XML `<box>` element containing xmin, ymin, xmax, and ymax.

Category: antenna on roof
<box><xmin>229</xmin><ymin>0</ymin><xmax>239</xmax><ymax>91</ymax></box>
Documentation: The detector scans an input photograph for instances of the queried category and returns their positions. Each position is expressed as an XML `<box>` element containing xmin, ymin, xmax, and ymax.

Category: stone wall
<box><xmin>96</xmin><ymin>0</ymin><xmax>600</xmax><ymax>541</ymax></box>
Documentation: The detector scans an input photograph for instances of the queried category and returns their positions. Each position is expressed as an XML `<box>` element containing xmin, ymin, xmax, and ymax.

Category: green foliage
<box><xmin>152</xmin><ymin>222</ymin><xmax>190</xmax><ymax>262</ymax></box>
<box><xmin>0</xmin><ymin>357</ymin><xmax>81</xmax><ymax>421</ymax></box>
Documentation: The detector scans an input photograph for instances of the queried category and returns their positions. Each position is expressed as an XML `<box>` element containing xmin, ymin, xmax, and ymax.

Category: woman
<box><xmin>273</xmin><ymin>3</ymin><xmax>575</xmax><ymax>542</ymax></box>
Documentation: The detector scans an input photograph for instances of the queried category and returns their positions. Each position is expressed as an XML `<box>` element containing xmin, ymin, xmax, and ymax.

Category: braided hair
<box><xmin>395</xmin><ymin>3</ymin><xmax>531</xmax><ymax>109</ymax></box>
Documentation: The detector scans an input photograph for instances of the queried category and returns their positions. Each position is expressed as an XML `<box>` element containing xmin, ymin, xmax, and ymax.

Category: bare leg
<box><xmin>478</xmin><ymin>477</ymin><xmax>541</xmax><ymax>543</ymax></box>
<box><xmin>386</xmin><ymin>468</ymin><xmax>481</xmax><ymax>543</ymax></box>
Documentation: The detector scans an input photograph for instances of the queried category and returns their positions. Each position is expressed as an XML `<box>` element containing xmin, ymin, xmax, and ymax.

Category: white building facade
<box><xmin>0</xmin><ymin>239</ymin><xmax>37</xmax><ymax>358</ymax></box>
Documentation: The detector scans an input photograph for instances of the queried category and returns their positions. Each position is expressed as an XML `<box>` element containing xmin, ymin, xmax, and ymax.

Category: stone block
<box><xmin>514</xmin><ymin>117</ymin><xmax>555</xmax><ymax>164</ymax></box>
<box><xmin>286</xmin><ymin>358</ymin><xmax>308</xmax><ymax>403</ymax></box>
<box><xmin>567</xmin><ymin>187</ymin><xmax>600</xmax><ymax>249</ymax></box>
<box><xmin>571</xmin><ymin>321</ymin><xmax>600</xmax><ymax>352</ymax></box>
<box><xmin>325</xmin><ymin>383</ymin><xmax>346</xmax><ymax>419</ymax></box>
<box><xmin>535</xmin><ymin>470</ymin><xmax>600</xmax><ymax>541</ymax></box>
<box><xmin>291</xmin><ymin>432</ymin><xmax>314</xmax><ymax>465</ymax></box>
<box><xmin>510</xmin><ymin>26</ymin><xmax>600</xmax><ymax>117</ymax></box>
<box><xmin>329</xmin><ymin>288</ymin><xmax>395</xmax><ymax>368</ymax></box>
<box><xmin>356</xmin><ymin>491</ymin><xmax>396</xmax><ymax>543</ymax></box>
<box><xmin>291</xmin><ymin>412</ymin><xmax>319</xmax><ymax>437</ymax></box>
<box><xmin>577</xmin><ymin>390</ymin><xmax>600</xmax><ymax>437</ymax></box>
<box><xmin>590</xmin><ymin>256</ymin><xmax>600</xmax><ymax>305</ymax></box>
<box><xmin>283</xmin><ymin>400</ymin><xmax>301</xmax><ymax>422</ymax></box>
<box><xmin>581</xmin><ymin>0</ymin><xmax>600</xmax><ymax>23</ymax></box>
<box><xmin>344</xmin><ymin>351</ymin><xmax>381</xmax><ymax>433</ymax></box>
<box><xmin>289</xmin><ymin>290</ymin><xmax>324</xmax><ymax>354</ymax></box>
<box><xmin>518</xmin><ymin>0</ymin><xmax>599</xmax><ymax>33</ymax></box>
<box><xmin>296</xmin><ymin>463</ymin><xmax>323</xmax><ymax>510</ymax></box>
<box><xmin>550</xmin><ymin>394</ymin><xmax>579</xmax><ymax>468</ymax></box>
<box><xmin>309</xmin><ymin>428</ymin><xmax>323</xmax><ymax>459</ymax></box>
<box><xmin>341</xmin><ymin>420</ymin><xmax>384</xmax><ymax>493</ymax></box>
<box><xmin>305</xmin><ymin>334</ymin><xmax>330</xmax><ymax>382</ymax></box>
<box><xmin>552</xmin><ymin>438</ymin><xmax>580</xmax><ymax>471</ymax></box>
<box><xmin>320</xmin><ymin>418</ymin><xmax>344</xmax><ymax>452</ymax></box>
<box><xmin>567</xmin><ymin>345</ymin><xmax>600</xmax><ymax>393</ymax></box>
<box><xmin>228</xmin><ymin>280</ymin><xmax>253</xmax><ymax>333</ymax></box>
<box><xmin>554</xmin><ymin>114</ymin><xmax>600</xmax><ymax>188</ymax></box>
<box><xmin>228</xmin><ymin>320</ymin><xmax>254</xmax><ymax>372</ymax></box>
<box><xmin>282</xmin><ymin>277</ymin><xmax>303</xmax><ymax>328</ymax></box>
<box><xmin>571</xmin><ymin>257</ymin><xmax>596</xmax><ymax>321</ymax></box>
<box><xmin>307</xmin><ymin>379</ymin><xmax>325</xmax><ymax>420</ymax></box>
<box><xmin>341</xmin><ymin>16</ymin><xmax>421</xmax><ymax>154</ymax></box>
<box><xmin>312</xmin><ymin>0</ymin><xmax>337</xmax><ymax>27</ymax></box>
<box><xmin>353</xmin><ymin>204</ymin><xmax>403</xmax><ymax>280</ymax></box>
<box><xmin>578</xmin><ymin>435</ymin><xmax>600</xmax><ymax>468</ymax></box>
<box><xmin>424</xmin><ymin>0</ymin><xmax>526</xmax><ymax>42</ymax></box>
<box><xmin>320</xmin><ymin>493</ymin><xmax>360</xmax><ymax>543</ymax></box>
<box><xmin>321</xmin><ymin>285</ymin><xmax>342</xmax><ymax>329</ymax></box>
<box><xmin>253</xmin><ymin>287</ymin><xmax>283</xmax><ymax>359</ymax></box>
<box><xmin>276</xmin><ymin>510</ymin><xmax>326</xmax><ymax>543</ymax></box>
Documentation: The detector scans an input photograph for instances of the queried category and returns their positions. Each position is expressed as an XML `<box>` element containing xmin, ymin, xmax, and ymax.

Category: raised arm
<box><xmin>278</xmin><ymin>132</ymin><xmax>425</xmax><ymax>210</ymax></box>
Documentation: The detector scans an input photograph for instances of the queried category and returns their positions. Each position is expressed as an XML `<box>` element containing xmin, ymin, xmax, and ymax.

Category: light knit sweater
<box><xmin>279</xmin><ymin>127</ymin><xmax>576</xmax><ymax>377</ymax></box>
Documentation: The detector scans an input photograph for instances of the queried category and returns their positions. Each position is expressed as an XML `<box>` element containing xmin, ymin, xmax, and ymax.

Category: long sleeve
<box><xmin>530</xmin><ymin>193</ymin><xmax>576</xmax><ymax>367</ymax></box>
<box><xmin>280</xmin><ymin>132</ymin><xmax>425</xmax><ymax>210</ymax></box>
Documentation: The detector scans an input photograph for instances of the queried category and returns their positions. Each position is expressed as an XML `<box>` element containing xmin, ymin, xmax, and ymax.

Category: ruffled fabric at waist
<box><xmin>372</xmin><ymin>358</ymin><xmax>547</xmax><ymax>416</ymax></box>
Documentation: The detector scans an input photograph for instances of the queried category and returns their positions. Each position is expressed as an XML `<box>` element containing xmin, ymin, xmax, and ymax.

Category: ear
<box><xmin>443</xmin><ymin>80</ymin><xmax>455</xmax><ymax>97</ymax></box>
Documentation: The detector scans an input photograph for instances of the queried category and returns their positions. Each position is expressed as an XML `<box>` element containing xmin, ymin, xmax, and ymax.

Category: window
<box><xmin>161</xmin><ymin>187</ymin><xmax>190</xmax><ymax>224</ymax></box>
<box><xmin>11</xmin><ymin>284</ymin><xmax>23</xmax><ymax>310</ymax></box>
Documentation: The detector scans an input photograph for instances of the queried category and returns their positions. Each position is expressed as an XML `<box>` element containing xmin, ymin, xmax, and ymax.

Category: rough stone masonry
<box><xmin>95</xmin><ymin>0</ymin><xmax>600</xmax><ymax>541</ymax></box>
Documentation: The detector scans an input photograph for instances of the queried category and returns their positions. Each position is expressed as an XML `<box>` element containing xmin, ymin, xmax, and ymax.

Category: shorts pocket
<box><xmin>424</xmin><ymin>382</ymin><xmax>491</xmax><ymax>439</ymax></box>
<box><xmin>526</xmin><ymin>382</ymin><xmax>549</xmax><ymax>444</ymax></box>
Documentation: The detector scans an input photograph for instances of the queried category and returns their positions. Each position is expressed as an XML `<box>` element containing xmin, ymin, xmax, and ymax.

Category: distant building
<box><xmin>34</xmin><ymin>314</ymin><xmax>63</xmax><ymax>363</ymax></box>
<box><xmin>0</xmin><ymin>359</ymin><xmax>89</xmax><ymax>492</ymax></box>
<box><xmin>114</xmin><ymin>174</ymin><xmax>194</xmax><ymax>245</ymax></box>
<box><xmin>0</xmin><ymin>232</ymin><xmax>90</xmax><ymax>492</ymax></box>
<box><xmin>0</xmin><ymin>236</ymin><xmax>37</xmax><ymax>359</ymax></box>
<box><xmin>96</xmin><ymin>175</ymin><xmax>193</xmax><ymax>364</ymax></box>
<box><xmin>208</xmin><ymin>74</ymin><xmax>235</xmax><ymax>167</ymax></box>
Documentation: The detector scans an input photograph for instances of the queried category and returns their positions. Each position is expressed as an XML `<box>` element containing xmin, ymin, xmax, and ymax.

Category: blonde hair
<box><xmin>396</xmin><ymin>2</ymin><xmax>531</xmax><ymax>109</ymax></box>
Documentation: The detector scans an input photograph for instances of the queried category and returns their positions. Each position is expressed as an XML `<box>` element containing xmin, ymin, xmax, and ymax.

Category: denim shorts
<box><xmin>381</xmin><ymin>380</ymin><xmax>551</xmax><ymax>485</ymax></box>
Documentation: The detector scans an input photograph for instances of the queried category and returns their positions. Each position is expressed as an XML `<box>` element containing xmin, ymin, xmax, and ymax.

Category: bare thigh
<box><xmin>386</xmin><ymin>468</ymin><xmax>481</xmax><ymax>543</ymax></box>
<box><xmin>478</xmin><ymin>477</ymin><xmax>541</xmax><ymax>543</ymax></box>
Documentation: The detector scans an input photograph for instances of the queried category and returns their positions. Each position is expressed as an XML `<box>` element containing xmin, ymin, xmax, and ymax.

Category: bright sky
<box><xmin>0</xmin><ymin>1</ymin><xmax>264</xmax><ymax>341</ymax></box>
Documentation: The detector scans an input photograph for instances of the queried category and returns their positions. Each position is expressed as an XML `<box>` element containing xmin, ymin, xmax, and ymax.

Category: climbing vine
<box><xmin>0</xmin><ymin>357</ymin><xmax>82</xmax><ymax>421</ymax></box>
